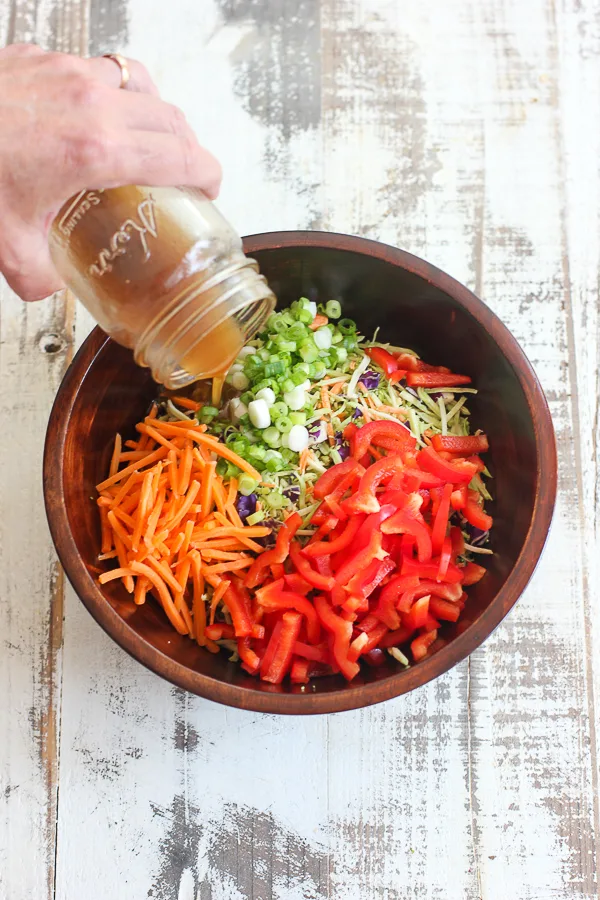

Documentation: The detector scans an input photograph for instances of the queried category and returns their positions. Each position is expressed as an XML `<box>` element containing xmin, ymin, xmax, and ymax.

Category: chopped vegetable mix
<box><xmin>97</xmin><ymin>299</ymin><xmax>493</xmax><ymax>683</ymax></box>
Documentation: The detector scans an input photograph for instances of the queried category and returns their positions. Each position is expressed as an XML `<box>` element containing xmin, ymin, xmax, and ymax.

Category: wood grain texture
<box><xmin>1</xmin><ymin>0</ymin><xmax>599</xmax><ymax>898</ymax></box>
<box><xmin>0</xmin><ymin>8</ymin><xmax>86</xmax><ymax>900</ymax></box>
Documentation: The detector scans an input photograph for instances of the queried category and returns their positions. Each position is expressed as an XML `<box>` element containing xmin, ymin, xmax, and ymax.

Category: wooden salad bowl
<box><xmin>43</xmin><ymin>232</ymin><xmax>557</xmax><ymax>714</ymax></box>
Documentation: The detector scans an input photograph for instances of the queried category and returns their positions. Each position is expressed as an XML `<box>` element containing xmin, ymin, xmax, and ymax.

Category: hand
<box><xmin>0</xmin><ymin>44</ymin><xmax>222</xmax><ymax>301</ymax></box>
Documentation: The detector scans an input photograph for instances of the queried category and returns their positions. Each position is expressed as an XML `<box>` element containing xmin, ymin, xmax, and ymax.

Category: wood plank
<box><xmin>56</xmin><ymin>3</ymin><xmax>332</xmax><ymax>900</ymax></box>
<box><xmin>0</xmin><ymin>4</ymin><xmax>87</xmax><ymax>899</ymax></box>
<box><xmin>454</xmin><ymin>1</ymin><xmax>598</xmax><ymax>896</ymax></box>
<box><xmin>3</xmin><ymin>0</ymin><xmax>594</xmax><ymax>896</ymax></box>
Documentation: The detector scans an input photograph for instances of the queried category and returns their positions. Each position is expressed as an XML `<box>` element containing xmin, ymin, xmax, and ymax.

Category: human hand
<box><xmin>0</xmin><ymin>43</ymin><xmax>222</xmax><ymax>301</ymax></box>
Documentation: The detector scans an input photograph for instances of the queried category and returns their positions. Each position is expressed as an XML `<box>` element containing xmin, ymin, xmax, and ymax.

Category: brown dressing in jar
<box><xmin>49</xmin><ymin>185</ymin><xmax>275</xmax><ymax>395</ymax></box>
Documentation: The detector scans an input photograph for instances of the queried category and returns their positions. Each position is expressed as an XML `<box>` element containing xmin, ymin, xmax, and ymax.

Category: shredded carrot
<box><xmin>134</xmin><ymin>576</ymin><xmax>150</xmax><ymax>605</ymax></box>
<box><xmin>130</xmin><ymin>561</ymin><xmax>187</xmax><ymax>634</ymax></box>
<box><xmin>202</xmin><ymin>558</ymin><xmax>253</xmax><ymax>575</ymax></box>
<box><xmin>299</xmin><ymin>448</ymin><xmax>310</xmax><ymax>475</ymax></box>
<box><xmin>209</xmin><ymin>578</ymin><xmax>230</xmax><ymax>626</ymax></box>
<box><xmin>178</xmin><ymin>441</ymin><xmax>193</xmax><ymax>496</ymax></box>
<box><xmin>99</xmin><ymin>504</ymin><xmax>112</xmax><ymax>554</ymax></box>
<box><xmin>320</xmin><ymin>386</ymin><xmax>331</xmax><ymax>412</ymax></box>
<box><xmin>97</xmin><ymin>412</ymin><xmax>274</xmax><ymax>645</ymax></box>
<box><xmin>227</xmin><ymin>476</ymin><xmax>238</xmax><ymax>507</ymax></box>
<box><xmin>96</xmin><ymin>447</ymin><xmax>168</xmax><ymax>492</ymax></box>
<box><xmin>310</xmin><ymin>314</ymin><xmax>329</xmax><ymax>330</ymax></box>
<box><xmin>109</xmin><ymin>434</ymin><xmax>122</xmax><ymax>478</ymax></box>
<box><xmin>99</xmin><ymin>566</ymin><xmax>136</xmax><ymax>584</ymax></box>
<box><xmin>171</xmin><ymin>396</ymin><xmax>202</xmax><ymax>412</ymax></box>
<box><xmin>147</xmin><ymin>419</ymin><xmax>262</xmax><ymax>482</ymax></box>
<box><xmin>329</xmin><ymin>381</ymin><xmax>344</xmax><ymax>395</ymax></box>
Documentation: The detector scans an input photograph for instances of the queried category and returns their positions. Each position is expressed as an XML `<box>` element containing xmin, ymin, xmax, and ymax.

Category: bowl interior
<box><xmin>49</xmin><ymin>239</ymin><xmax>551</xmax><ymax>710</ymax></box>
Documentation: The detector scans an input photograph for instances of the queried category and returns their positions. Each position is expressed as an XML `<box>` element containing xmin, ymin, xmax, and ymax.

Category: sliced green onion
<box><xmin>325</xmin><ymin>300</ymin><xmax>342</xmax><ymax>318</ymax></box>
<box><xmin>246</xmin><ymin>510</ymin><xmax>265</xmax><ymax>525</ymax></box>
<box><xmin>238</xmin><ymin>474</ymin><xmax>258</xmax><ymax>496</ymax></box>
<box><xmin>262</xmin><ymin>427</ymin><xmax>281</xmax><ymax>447</ymax></box>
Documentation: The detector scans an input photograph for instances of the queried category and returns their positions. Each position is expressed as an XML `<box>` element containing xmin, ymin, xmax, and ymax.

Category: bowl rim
<box><xmin>43</xmin><ymin>230</ymin><xmax>557</xmax><ymax>714</ymax></box>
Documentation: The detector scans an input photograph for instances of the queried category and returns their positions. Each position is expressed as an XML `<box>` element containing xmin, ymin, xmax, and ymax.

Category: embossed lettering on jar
<box><xmin>49</xmin><ymin>186</ymin><xmax>276</xmax><ymax>389</ymax></box>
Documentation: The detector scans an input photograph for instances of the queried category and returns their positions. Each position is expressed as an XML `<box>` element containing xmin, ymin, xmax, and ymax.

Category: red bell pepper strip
<box><xmin>461</xmin><ymin>561</ymin><xmax>487</xmax><ymax>585</ymax></box>
<box><xmin>347</xmin><ymin>631</ymin><xmax>369</xmax><ymax>663</ymax></box>
<box><xmin>245</xmin><ymin>512</ymin><xmax>303</xmax><ymax>588</ymax></box>
<box><xmin>365</xmin><ymin>346</ymin><xmax>400</xmax><ymax>376</ymax></box>
<box><xmin>260</xmin><ymin>611</ymin><xmax>303</xmax><ymax>683</ymax></box>
<box><xmin>432</xmin><ymin>433</ymin><xmax>489</xmax><ymax>454</ymax></box>
<box><xmin>431</xmin><ymin>483</ymin><xmax>453</xmax><ymax>557</ymax></box>
<box><xmin>404</xmin><ymin>594</ymin><xmax>430</xmax><ymax>630</ymax></box>
<box><xmin>375</xmin><ymin>574</ymin><xmax>420</xmax><ymax>630</ymax></box>
<box><xmin>406</xmin><ymin>372</ymin><xmax>471</xmax><ymax>387</ymax></box>
<box><xmin>307</xmin><ymin>515</ymin><xmax>339</xmax><ymax>544</ymax></box>
<box><xmin>314</xmin><ymin>594</ymin><xmax>360</xmax><ymax>680</ymax></box>
<box><xmin>395</xmin><ymin>353</ymin><xmax>420</xmax><ymax>372</ymax></box>
<box><xmin>293</xmin><ymin>640</ymin><xmax>330</xmax><ymax>663</ymax></box>
<box><xmin>346</xmin><ymin>556</ymin><xmax>396</xmax><ymax>602</ymax></box>
<box><xmin>467</xmin><ymin>455</ymin><xmax>486</xmax><ymax>473</ymax></box>
<box><xmin>237</xmin><ymin>637</ymin><xmax>261</xmax><ymax>674</ymax></box>
<box><xmin>389</xmin><ymin>369</ymin><xmax>408</xmax><ymax>383</ymax></box>
<box><xmin>222</xmin><ymin>579</ymin><xmax>255</xmax><ymax>638</ymax></box>
<box><xmin>429</xmin><ymin>596</ymin><xmax>461</xmax><ymax>622</ymax></box>
<box><xmin>289</xmin><ymin>541</ymin><xmax>335</xmax><ymax>591</ymax></box>
<box><xmin>401</xmin><ymin>557</ymin><xmax>464</xmax><ymax>583</ymax></box>
<box><xmin>379</xmin><ymin>624</ymin><xmax>415</xmax><ymax>648</ymax></box>
<box><xmin>429</xmin><ymin>486</ymin><xmax>442</xmax><ymax>517</ymax></box>
<box><xmin>270</xmin><ymin>563</ymin><xmax>285</xmax><ymax>580</ymax></box>
<box><xmin>334</xmin><ymin>528</ymin><xmax>388</xmax><ymax>586</ymax></box>
<box><xmin>290</xmin><ymin>657</ymin><xmax>311</xmax><ymax>684</ymax></box>
<box><xmin>353</xmin><ymin>505</ymin><xmax>399</xmax><ymax>557</ymax></box>
<box><xmin>450</xmin><ymin>525</ymin><xmax>465</xmax><ymax>558</ymax></box>
<box><xmin>403</xmin><ymin>468</ymin><xmax>444</xmax><ymax>488</ymax></box>
<box><xmin>344</xmin><ymin>455</ymin><xmax>406</xmax><ymax>515</ymax></box>
<box><xmin>304</xmin><ymin>513</ymin><xmax>365</xmax><ymax>558</ymax></box>
<box><xmin>381</xmin><ymin>508</ymin><xmax>432</xmax><ymax>562</ymax></box>
<box><xmin>255</xmin><ymin>580</ymin><xmax>321</xmax><ymax>644</ymax></box>
<box><xmin>206</xmin><ymin>622</ymin><xmax>265</xmax><ymax>641</ymax></box>
<box><xmin>359</xmin><ymin>621</ymin><xmax>389</xmax><ymax>654</ymax></box>
<box><xmin>411</xmin><ymin>629</ymin><xmax>437</xmax><ymax>661</ymax></box>
<box><xmin>352</xmin><ymin>421</ymin><xmax>416</xmax><ymax>461</ymax></box>
<box><xmin>438</xmin><ymin>535</ymin><xmax>453</xmax><ymax>580</ymax></box>
<box><xmin>341</xmin><ymin>594</ymin><xmax>368</xmax><ymax>615</ymax></box>
<box><xmin>417</xmin><ymin>445</ymin><xmax>477</xmax><ymax>484</ymax></box>
<box><xmin>356</xmin><ymin>612</ymin><xmax>384</xmax><ymax>634</ymax></box>
<box><xmin>450</xmin><ymin>484</ymin><xmax>468</xmax><ymax>510</ymax></box>
<box><xmin>313</xmin><ymin>458</ymin><xmax>364</xmax><ymax>500</ymax></box>
<box><xmin>284</xmin><ymin>573</ymin><xmax>313</xmax><ymax>595</ymax></box>
<box><xmin>463</xmin><ymin>500</ymin><xmax>493</xmax><ymax>531</ymax></box>
<box><xmin>423</xmin><ymin>613</ymin><xmax>441</xmax><ymax>632</ymax></box>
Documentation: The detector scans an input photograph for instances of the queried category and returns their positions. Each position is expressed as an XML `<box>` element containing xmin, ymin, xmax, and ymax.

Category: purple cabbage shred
<box><xmin>334</xmin><ymin>433</ymin><xmax>350</xmax><ymax>460</ymax></box>
<box><xmin>235</xmin><ymin>493</ymin><xmax>257</xmax><ymax>522</ymax></box>
<box><xmin>358</xmin><ymin>369</ymin><xmax>380</xmax><ymax>391</ymax></box>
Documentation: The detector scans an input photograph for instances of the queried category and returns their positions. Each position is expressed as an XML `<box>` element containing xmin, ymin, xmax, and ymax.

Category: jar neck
<box><xmin>134</xmin><ymin>251</ymin><xmax>275</xmax><ymax>389</ymax></box>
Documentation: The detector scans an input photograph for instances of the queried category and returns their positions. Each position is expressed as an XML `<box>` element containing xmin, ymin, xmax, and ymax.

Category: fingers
<box><xmin>91</xmin><ymin>131</ymin><xmax>223</xmax><ymax>199</ymax></box>
<box><xmin>85</xmin><ymin>55</ymin><xmax>159</xmax><ymax>95</ymax></box>
<box><xmin>110</xmin><ymin>90</ymin><xmax>193</xmax><ymax>136</ymax></box>
<box><xmin>0</xmin><ymin>239</ymin><xmax>64</xmax><ymax>302</ymax></box>
<box><xmin>0</xmin><ymin>42</ymin><xmax>45</xmax><ymax>60</ymax></box>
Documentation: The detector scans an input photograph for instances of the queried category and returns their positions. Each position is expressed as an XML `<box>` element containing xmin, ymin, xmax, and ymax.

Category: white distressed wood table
<box><xmin>1</xmin><ymin>1</ymin><xmax>599</xmax><ymax>898</ymax></box>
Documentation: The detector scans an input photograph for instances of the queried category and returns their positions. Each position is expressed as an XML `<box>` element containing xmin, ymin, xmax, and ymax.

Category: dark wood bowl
<box><xmin>43</xmin><ymin>232</ymin><xmax>557</xmax><ymax>714</ymax></box>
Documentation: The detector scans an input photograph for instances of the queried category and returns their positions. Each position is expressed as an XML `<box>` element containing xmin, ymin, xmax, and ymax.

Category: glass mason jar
<box><xmin>49</xmin><ymin>186</ymin><xmax>276</xmax><ymax>389</ymax></box>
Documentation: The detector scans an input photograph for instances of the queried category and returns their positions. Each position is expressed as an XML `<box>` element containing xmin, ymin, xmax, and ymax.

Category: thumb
<box><xmin>0</xmin><ymin>235</ymin><xmax>65</xmax><ymax>302</ymax></box>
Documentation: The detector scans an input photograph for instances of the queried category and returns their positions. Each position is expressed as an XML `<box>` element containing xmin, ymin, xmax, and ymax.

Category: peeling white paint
<box><xmin>1</xmin><ymin>0</ymin><xmax>599</xmax><ymax>898</ymax></box>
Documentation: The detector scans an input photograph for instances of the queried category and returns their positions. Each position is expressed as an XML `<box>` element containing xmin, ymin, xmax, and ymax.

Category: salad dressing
<box><xmin>49</xmin><ymin>185</ymin><xmax>275</xmax><ymax>392</ymax></box>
